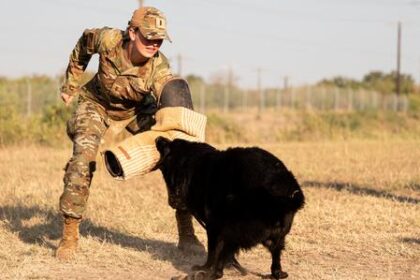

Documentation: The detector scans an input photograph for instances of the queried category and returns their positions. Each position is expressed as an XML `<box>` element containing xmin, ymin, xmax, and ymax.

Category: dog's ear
<box><xmin>153</xmin><ymin>137</ymin><xmax>171</xmax><ymax>170</ymax></box>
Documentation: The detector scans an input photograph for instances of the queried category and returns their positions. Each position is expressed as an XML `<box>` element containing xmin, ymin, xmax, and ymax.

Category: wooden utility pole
<box><xmin>396</xmin><ymin>21</ymin><xmax>402</xmax><ymax>96</ymax></box>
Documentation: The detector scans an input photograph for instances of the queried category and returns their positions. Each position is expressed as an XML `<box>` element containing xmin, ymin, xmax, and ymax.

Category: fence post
<box><xmin>371</xmin><ymin>91</ymin><xmax>378</xmax><ymax>110</ymax></box>
<box><xmin>242</xmin><ymin>89</ymin><xmax>248</xmax><ymax>112</ymax></box>
<box><xmin>224</xmin><ymin>84</ymin><xmax>229</xmax><ymax>113</ymax></box>
<box><xmin>261</xmin><ymin>89</ymin><xmax>266</xmax><ymax>113</ymax></box>
<box><xmin>320</xmin><ymin>86</ymin><xmax>325</xmax><ymax>111</ymax></box>
<box><xmin>348</xmin><ymin>88</ymin><xmax>353</xmax><ymax>111</ymax></box>
<box><xmin>276</xmin><ymin>87</ymin><xmax>281</xmax><ymax>111</ymax></box>
<box><xmin>200</xmin><ymin>83</ymin><xmax>205</xmax><ymax>113</ymax></box>
<box><xmin>290</xmin><ymin>87</ymin><xmax>295</xmax><ymax>109</ymax></box>
<box><xmin>401</xmin><ymin>94</ymin><xmax>408</xmax><ymax>113</ymax></box>
<box><xmin>55</xmin><ymin>77</ymin><xmax>60</xmax><ymax>103</ymax></box>
<box><xmin>25</xmin><ymin>78</ymin><xmax>32</xmax><ymax>117</ymax></box>
<box><xmin>360</xmin><ymin>89</ymin><xmax>366</xmax><ymax>111</ymax></box>
<box><xmin>334</xmin><ymin>87</ymin><xmax>340</xmax><ymax>111</ymax></box>
<box><xmin>305</xmin><ymin>85</ymin><xmax>311</xmax><ymax>110</ymax></box>
<box><xmin>392</xmin><ymin>94</ymin><xmax>398</xmax><ymax>111</ymax></box>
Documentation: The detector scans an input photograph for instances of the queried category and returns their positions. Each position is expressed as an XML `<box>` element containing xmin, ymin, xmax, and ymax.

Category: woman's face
<box><xmin>134</xmin><ymin>29</ymin><xmax>163</xmax><ymax>58</ymax></box>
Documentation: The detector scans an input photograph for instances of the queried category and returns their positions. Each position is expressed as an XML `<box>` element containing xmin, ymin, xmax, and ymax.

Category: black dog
<box><xmin>155</xmin><ymin>137</ymin><xmax>304</xmax><ymax>280</ymax></box>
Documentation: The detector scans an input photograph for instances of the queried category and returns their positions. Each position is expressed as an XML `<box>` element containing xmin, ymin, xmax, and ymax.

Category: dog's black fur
<box><xmin>155</xmin><ymin>138</ymin><xmax>304</xmax><ymax>280</ymax></box>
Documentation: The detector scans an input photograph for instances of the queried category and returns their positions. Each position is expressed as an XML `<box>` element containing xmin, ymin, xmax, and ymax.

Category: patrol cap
<box><xmin>129</xmin><ymin>7</ymin><xmax>172</xmax><ymax>42</ymax></box>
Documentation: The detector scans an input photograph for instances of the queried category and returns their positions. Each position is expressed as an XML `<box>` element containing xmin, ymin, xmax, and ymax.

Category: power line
<box><xmin>36</xmin><ymin>0</ymin><xmax>419</xmax><ymax>60</ymax></box>
<box><xmin>408</xmin><ymin>0</ymin><xmax>420</xmax><ymax>6</ymax></box>
<box><xmin>41</xmin><ymin>0</ymin><xmax>129</xmax><ymax>17</ymax></box>
<box><xmin>186</xmin><ymin>0</ymin><xmax>400</xmax><ymax>24</ymax></box>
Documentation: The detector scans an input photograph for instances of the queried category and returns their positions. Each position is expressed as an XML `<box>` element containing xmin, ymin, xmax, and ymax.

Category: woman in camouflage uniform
<box><xmin>56</xmin><ymin>7</ymin><xmax>203</xmax><ymax>260</ymax></box>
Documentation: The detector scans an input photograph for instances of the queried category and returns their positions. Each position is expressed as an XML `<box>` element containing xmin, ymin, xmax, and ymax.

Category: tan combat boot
<box><xmin>176</xmin><ymin>210</ymin><xmax>205</xmax><ymax>252</ymax></box>
<box><xmin>56</xmin><ymin>216</ymin><xmax>81</xmax><ymax>261</ymax></box>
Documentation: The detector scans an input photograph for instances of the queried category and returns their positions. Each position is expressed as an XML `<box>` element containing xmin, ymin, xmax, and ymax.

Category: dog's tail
<box><xmin>248</xmin><ymin>188</ymin><xmax>305</xmax><ymax>218</ymax></box>
<box><xmin>268</xmin><ymin>171</ymin><xmax>305</xmax><ymax>212</ymax></box>
<box><xmin>263</xmin><ymin>189</ymin><xmax>304</xmax><ymax>215</ymax></box>
<box><xmin>284</xmin><ymin>188</ymin><xmax>305</xmax><ymax>211</ymax></box>
<box><xmin>260</xmin><ymin>190</ymin><xmax>304</xmax><ymax>224</ymax></box>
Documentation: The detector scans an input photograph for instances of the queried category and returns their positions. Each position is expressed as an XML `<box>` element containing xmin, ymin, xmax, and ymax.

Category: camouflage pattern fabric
<box><xmin>60</xmin><ymin>96</ymin><xmax>108</xmax><ymax>219</ymax></box>
<box><xmin>61</xmin><ymin>27</ymin><xmax>173</xmax><ymax>120</ymax></box>
<box><xmin>59</xmin><ymin>20</ymin><xmax>176</xmax><ymax>218</ymax></box>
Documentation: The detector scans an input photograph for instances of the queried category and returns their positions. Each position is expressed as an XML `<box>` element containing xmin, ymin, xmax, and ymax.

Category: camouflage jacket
<box><xmin>61</xmin><ymin>27</ymin><xmax>174</xmax><ymax>120</ymax></box>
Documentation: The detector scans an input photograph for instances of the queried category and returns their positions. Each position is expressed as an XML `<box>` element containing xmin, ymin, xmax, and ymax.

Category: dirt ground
<box><xmin>0</xmin><ymin>140</ymin><xmax>419</xmax><ymax>279</ymax></box>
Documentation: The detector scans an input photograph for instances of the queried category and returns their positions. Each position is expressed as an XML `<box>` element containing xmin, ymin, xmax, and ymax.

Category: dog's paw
<box><xmin>274</xmin><ymin>270</ymin><xmax>288</xmax><ymax>279</ymax></box>
<box><xmin>261</xmin><ymin>271</ymin><xmax>288</xmax><ymax>279</ymax></box>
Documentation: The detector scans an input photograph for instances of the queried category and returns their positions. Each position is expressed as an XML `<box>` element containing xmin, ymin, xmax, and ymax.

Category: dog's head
<box><xmin>154</xmin><ymin>137</ymin><xmax>216</xmax><ymax>209</ymax></box>
<box><xmin>155</xmin><ymin>137</ymin><xmax>216</xmax><ymax>170</ymax></box>
<box><xmin>154</xmin><ymin>136</ymin><xmax>197</xmax><ymax>169</ymax></box>
<box><xmin>154</xmin><ymin>136</ymin><xmax>193</xmax><ymax>209</ymax></box>
<box><xmin>154</xmin><ymin>137</ymin><xmax>176</xmax><ymax>205</ymax></box>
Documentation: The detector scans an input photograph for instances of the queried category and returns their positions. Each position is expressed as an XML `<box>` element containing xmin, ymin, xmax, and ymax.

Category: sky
<box><xmin>0</xmin><ymin>0</ymin><xmax>419</xmax><ymax>88</ymax></box>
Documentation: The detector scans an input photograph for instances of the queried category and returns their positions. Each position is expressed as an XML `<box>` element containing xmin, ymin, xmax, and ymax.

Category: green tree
<box><xmin>362</xmin><ymin>71</ymin><xmax>414</xmax><ymax>94</ymax></box>
<box><xmin>185</xmin><ymin>74</ymin><xmax>205</xmax><ymax>85</ymax></box>
<box><xmin>317</xmin><ymin>76</ymin><xmax>361</xmax><ymax>89</ymax></box>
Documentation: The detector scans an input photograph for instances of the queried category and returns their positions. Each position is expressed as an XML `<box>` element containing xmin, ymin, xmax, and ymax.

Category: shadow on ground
<box><xmin>0</xmin><ymin>204</ymin><xmax>205</xmax><ymax>273</ymax></box>
<box><xmin>303</xmin><ymin>180</ymin><xmax>419</xmax><ymax>205</ymax></box>
<box><xmin>400</xmin><ymin>238</ymin><xmax>420</xmax><ymax>245</ymax></box>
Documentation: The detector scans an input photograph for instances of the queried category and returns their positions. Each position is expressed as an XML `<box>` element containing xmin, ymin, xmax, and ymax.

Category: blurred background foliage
<box><xmin>0</xmin><ymin>71</ymin><xmax>419</xmax><ymax>146</ymax></box>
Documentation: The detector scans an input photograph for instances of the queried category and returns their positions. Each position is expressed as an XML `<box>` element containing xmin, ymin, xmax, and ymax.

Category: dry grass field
<box><xmin>0</xmin><ymin>140</ymin><xmax>419</xmax><ymax>279</ymax></box>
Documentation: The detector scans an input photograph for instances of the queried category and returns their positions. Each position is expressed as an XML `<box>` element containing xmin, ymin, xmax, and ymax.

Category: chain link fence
<box><xmin>0</xmin><ymin>78</ymin><xmax>410</xmax><ymax>117</ymax></box>
<box><xmin>0</xmin><ymin>77</ymin><xmax>61</xmax><ymax>117</ymax></box>
<box><xmin>188</xmin><ymin>82</ymin><xmax>410</xmax><ymax>114</ymax></box>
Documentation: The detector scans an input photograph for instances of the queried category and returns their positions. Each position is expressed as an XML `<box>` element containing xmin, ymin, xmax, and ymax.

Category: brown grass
<box><xmin>0</xmin><ymin>140</ymin><xmax>419</xmax><ymax>279</ymax></box>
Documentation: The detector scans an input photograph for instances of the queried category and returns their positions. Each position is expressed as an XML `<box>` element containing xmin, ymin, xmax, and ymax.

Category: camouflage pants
<box><xmin>59</xmin><ymin>96</ymin><xmax>187</xmax><ymax>218</ymax></box>
<box><xmin>59</xmin><ymin>97</ymin><xmax>108</xmax><ymax>219</ymax></box>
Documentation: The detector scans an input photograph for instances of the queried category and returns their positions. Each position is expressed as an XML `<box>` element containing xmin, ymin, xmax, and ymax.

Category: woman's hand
<box><xmin>60</xmin><ymin>92</ymin><xmax>74</xmax><ymax>106</ymax></box>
